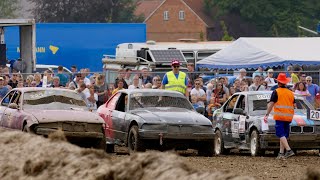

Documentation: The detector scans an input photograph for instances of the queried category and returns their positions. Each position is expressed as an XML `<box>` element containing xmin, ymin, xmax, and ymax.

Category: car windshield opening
<box><xmin>23</xmin><ymin>90</ymin><xmax>87</xmax><ymax>110</ymax></box>
<box><xmin>129</xmin><ymin>95</ymin><xmax>193</xmax><ymax>111</ymax></box>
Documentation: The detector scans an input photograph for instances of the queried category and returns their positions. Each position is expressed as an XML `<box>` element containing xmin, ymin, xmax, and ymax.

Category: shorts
<box><xmin>275</xmin><ymin>120</ymin><xmax>291</xmax><ymax>138</ymax></box>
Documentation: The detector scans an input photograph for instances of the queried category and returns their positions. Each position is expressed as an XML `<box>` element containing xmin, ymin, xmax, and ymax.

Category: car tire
<box><xmin>23</xmin><ymin>124</ymin><xmax>34</xmax><ymax>133</ymax></box>
<box><xmin>198</xmin><ymin>140</ymin><xmax>214</xmax><ymax>157</ymax></box>
<box><xmin>95</xmin><ymin>136</ymin><xmax>107</xmax><ymax>151</ymax></box>
<box><xmin>250</xmin><ymin>130</ymin><xmax>263</xmax><ymax>156</ymax></box>
<box><xmin>128</xmin><ymin>125</ymin><xmax>145</xmax><ymax>153</ymax></box>
<box><xmin>214</xmin><ymin>129</ymin><xmax>227</xmax><ymax>155</ymax></box>
<box><xmin>106</xmin><ymin>144</ymin><xmax>115</xmax><ymax>153</ymax></box>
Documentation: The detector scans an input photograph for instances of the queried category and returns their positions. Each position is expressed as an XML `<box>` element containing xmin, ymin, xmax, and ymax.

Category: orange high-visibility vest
<box><xmin>273</xmin><ymin>88</ymin><xmax>294</xmax><ymax>122</ymax></box>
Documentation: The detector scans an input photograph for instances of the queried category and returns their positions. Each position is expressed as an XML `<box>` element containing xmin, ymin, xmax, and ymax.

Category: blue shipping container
<box><xmin>4</xmin><ymin>23</ymin><xmax>146</xmax><ymax>72</ymax></box>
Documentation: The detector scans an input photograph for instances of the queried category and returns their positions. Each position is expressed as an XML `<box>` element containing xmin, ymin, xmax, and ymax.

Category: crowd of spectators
<box><xmin>0</xmin><ymin>63</ymin><xmax>318</xmax><ymax>114</ymax></box>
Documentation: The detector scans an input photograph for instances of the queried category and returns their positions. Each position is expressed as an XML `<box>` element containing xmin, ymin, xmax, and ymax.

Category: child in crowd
<box><xmin>207</xmin><ymin>95</ymin><xmax>221</xmax><ymax>120</ymax></box>
<box><xmin>294</xmin><ymin>82</ymin><xmax>311</xmax><ymax>98</ymax></box>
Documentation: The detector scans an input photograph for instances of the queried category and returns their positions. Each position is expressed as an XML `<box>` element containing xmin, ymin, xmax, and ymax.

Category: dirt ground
<box><xmin>1</xmin><ymin>128</ymin><xmax>320</xmax><ymax>180</ymax></box>
<box><xmin>112</xmin><ymin>147</ymin><xmax>320</xmax><ymax>180</ymax></box>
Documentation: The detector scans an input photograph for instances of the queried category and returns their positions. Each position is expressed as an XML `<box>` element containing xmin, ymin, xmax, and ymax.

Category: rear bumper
<box><xmin>35</xmin><ymin>127</ymin><xmax>104</xmax><ymax>139</ymax></box>
<box><xmin>139</xmin><ymin>129</ymin><xmax>215</xmax><ymax>140</ymax></box>
<box><xmin>260</xmin><ymin>133</ymin><xmax>320</xmax><ymax>149</ymax></box>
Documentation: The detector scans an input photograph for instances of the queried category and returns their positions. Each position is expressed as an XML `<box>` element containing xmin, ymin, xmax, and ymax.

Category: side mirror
<box><xmin>233</xmin><ymin>108</ymin><xmax>245</xmax><ymax>115</ymax></box>
<box><xmin>8</xmin><ymin>103</ymin><xmax>19</xmax><ymax>109</ymax></box>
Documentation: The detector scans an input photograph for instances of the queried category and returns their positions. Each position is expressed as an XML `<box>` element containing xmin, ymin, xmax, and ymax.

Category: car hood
<box><xmin>24</xmin><ymin>109</ymin><xmax>104</xmax><ymax>124</ymax></box>
<box><xmin>130</xmin><ymin>107</ymin><xmax>212</xmax><ymax>126</ymax></box>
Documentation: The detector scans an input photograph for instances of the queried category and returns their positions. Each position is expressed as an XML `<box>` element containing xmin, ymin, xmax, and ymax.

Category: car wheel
<box><xmin>250</xmin><ymin>130</ymin><xmax>263</xmax><ymax>156</ymax></box>
<box><xmin>23</xmin><ymin>124</ymin><xmax>34</xmax><ymax>133</ymax></box>
<box><xmin>214</xmin><ymin>129</ymin><xmax>227</xmax><ymax>155</ymax></box>
<box><xmin>94</xmin><ymin>136</ymin><xmax>106</xmax><ymax>151</ymax></box>
<box><xmin>198</xmin><ymin>140</ymin><xmax>214</xmax><ymax>157</ymax></box>
<box><xmin>128</xmin><ymin>125</ymin><xmax>145</xmax><ymax>153</ymax></box>
<box><xmin>106</xmin><ymin>144</ymin><xmax>115</xmax><ymax>153</ymax></box>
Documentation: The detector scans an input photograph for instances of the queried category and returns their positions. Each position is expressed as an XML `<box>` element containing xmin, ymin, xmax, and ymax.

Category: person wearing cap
<box><xmin>161</xmin><ymin>59</ymin><xmax>188</xmax><ymax>96</ymax></box>
<box><xmin>264</xmin><ymin>69</ymin><xmax>276</xmax><ymax>90</ymax></box>
<box><xmin>0</xmin><ymin>76</ymin><xmax>9</xmax><ymax>101</ymax></box>
<box><xmin>264</xmin><ymin>73</ymin><xmax>295</xmax><ymax>159</ymax></box>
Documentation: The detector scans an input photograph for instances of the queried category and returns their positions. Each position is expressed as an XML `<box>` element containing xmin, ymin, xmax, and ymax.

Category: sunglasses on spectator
<box><xmin>173</xmin><ymin>66</ymin><xmax>180</xmax><ymax>68</ymax></box>
<box><xmin>306</xmin><ymin>80</ymin><xmax>311</xmax><ymax>82</ymax></box>
<box><xmin>154</xmin><ymin>79</ymin><xmax>160</xmax><ymax>81</ymax></box>
<box><xmin>195</xmin><ymin>83</ymin><xmax>200</xmax><ymax>85</ymax></box>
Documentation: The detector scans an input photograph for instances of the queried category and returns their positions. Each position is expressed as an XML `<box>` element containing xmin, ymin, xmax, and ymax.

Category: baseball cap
<box><xmin>171</xmin><ymin>59</ymin><xmax>180</xmax><ymax>66</ymax></box>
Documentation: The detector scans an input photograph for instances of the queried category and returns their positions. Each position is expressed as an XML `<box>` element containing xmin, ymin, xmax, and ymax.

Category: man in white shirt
<box><xmin>190</xmin><ymin>79</ymin><xmax>206</xmax><ymax>114</ymax></box>
<box><xmin>128</xmin><ymin>75</ymin><xmax>142</xmax><ymax>89</ymax></box>
<box><xmin>85</xmin><ymin>84</ymin><xmax>98</xmax><ymax>111</ymax></box>
<box><xmin>236</xmin><ymin>68</ymin><xmax>247</xmax><ymax>82</ymax></box>
<box><xmin>249</xmin><ymin>75</ymin><xmax>265</xmax><ymax>91</ymax></box>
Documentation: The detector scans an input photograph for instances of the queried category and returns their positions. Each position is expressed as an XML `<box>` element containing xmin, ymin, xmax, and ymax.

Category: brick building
<box><xmin>135</xmin><ymin>0</ymin><xmax>215</xmax><ymax>42</ymax></box>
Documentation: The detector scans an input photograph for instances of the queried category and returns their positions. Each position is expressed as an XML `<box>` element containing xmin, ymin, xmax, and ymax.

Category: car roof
<box><xmin>233</xmin><ymin>90</ymin><xmax>304</xmax><ymax>100</ymax></box>
<box><xmin>118</xmin><ymin>89</ymin><xmax>185</xmax><ymax>98</ymax></box>
<box><xmin>13</xmin><ymin>87</ymin><xmax>76</xmax><ymax>93</ymax></box>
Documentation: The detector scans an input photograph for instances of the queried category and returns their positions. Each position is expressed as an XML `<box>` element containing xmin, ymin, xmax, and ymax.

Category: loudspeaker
<box><xmin>0</xmin><ymin>44</ymin><xmax>6</xmax><ymax>66</ymax></box>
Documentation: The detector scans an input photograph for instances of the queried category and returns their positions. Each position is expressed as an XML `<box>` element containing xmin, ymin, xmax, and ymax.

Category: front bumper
<box><xmin>139</xmin><ymin>129</ymin><xmax>215</xmax><ymax>140</ymax></box>
<box><xmin>35</xmin><ymin>127</ymin><xmax>105</xmax><ymax>139</ymax></box>
<box><xmin>260</xmin><ymin>133</ymin><xmax>320</xmax><ymax>149</ymax></box>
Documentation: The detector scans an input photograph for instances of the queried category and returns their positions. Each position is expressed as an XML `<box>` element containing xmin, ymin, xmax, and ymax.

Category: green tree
<box><xmin>28</xmin><ymin>0</ymin><xmax>143</xmax><ymax>23</ymax></box>
<box><xmin>220</xmin><ymin>21</ymin><xmax>234</xmax><ymax>41</ymax></box>
<box><xmin>206</xmin><ymin>0</ymin><xmax>320</xmax><ymax>36</ymax></box>
<box><xmin>0</xmin><ymin>0</ymin><xmax>19</xmax><ymax>18</ymax></box>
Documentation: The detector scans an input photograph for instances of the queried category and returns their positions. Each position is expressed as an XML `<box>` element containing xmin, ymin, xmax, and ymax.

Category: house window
<box><xmin>179</xmin><ymin>11</ymin><xmax>185</xmax><ymax>20</ymax></box>
<box><xmin>163</xmin><ymin>11</ymin><xmax>169</xmax><ymax>21</ymax></box>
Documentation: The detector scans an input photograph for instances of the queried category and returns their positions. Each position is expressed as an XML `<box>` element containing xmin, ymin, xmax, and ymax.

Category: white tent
<box><xmin>197</xmin><ymin>37</ymin><xmax>320</xmax><ymax>69</ymax></box>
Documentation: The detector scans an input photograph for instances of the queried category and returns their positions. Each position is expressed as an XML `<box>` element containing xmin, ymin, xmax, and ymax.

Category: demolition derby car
<box><xmin>0</xmin><ymin>88</ymin><xmax>106</xmax><ymax>149</ymax></box>
<box><xmin>97</xmin><ymin>89</ymin><xmax>215</xmax><ymax>156</ymax></box>
<box><xmin>212</xmin><ymin>91</ymin><xmax>320</xmax><ymax>156</ymax></box>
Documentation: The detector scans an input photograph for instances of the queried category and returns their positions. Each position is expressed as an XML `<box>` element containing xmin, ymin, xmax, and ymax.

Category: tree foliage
<box><xmin>206</xmin><ymin>0</ymin><xmax>320</xmax><ymax>36</ymax></box>
<box><xmin>0</xmin><ymin>0</ymin><xmax>19</xmax><ymax>18</ymax></box>
<box><xmin>28</xmin><ymin>0</ymin><xmax>143</xmax><ymax>23</ymax></box>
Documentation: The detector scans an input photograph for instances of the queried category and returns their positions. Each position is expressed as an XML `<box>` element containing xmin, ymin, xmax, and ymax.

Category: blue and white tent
<box><xmin>197</xmin><ymin>37</ymin><xmax>320</xmax><ymax>70</ymax></box>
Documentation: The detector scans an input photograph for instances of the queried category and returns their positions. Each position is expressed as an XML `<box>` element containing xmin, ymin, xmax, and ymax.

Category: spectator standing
<box><xmin>124</xmin><ymin>68</ymin><xmax>133</xmax><ymax>85</ymax></box>
<box><xmin>206</xmin><ymin>83</ymin><xmax>213</xmax><ymax>103</ymax></box>
<box><xmin>56</xmin><ymin>65</ymin><xmax>69</xmax><ymax>87</ymax></box>
<box><xmin>141</xmin><ymin>68</ymin><xmax>153</xmax><ymax>85</ymax></box>
<box><xmin>30</xmin><ymin>81</ymin><xmax>37</xmax><ymax>87</ymax></box>
<box><xmin>294</xmin><ymin>82</ymin><xmax>311</xmax><ymax>99</ymax></box>
<box><xmin>128</xmin><ymin>75</ymin><xmax>142</xmax><ymax>89</ymax></box>
<box><xmin>236</xmin><ymin>69</ymin><xmax>247</xmax><ymax>82</ymax></box>
<box><xmin>219</xmin><ymin>77</ymin><xmax>230</xmax><ymax>97</ymax></box>
<box><xmin>187</xmin><ymin>63</ymin><xmax>197</xmax><ymax>92</ymax></box>
<box><xmin>50</xmin><ymin>76</ymin><xmax>63</xmax><ymax>88</ymax></box>
<box><xmin>0</xmin><ymin>77</ymin><xmax>9</xmax><ymax>100</ymax></box>
<box><xmin>8</xmin><ymin>73</ymin><xmax>18</xmax><ymax>88</ymax></box>
<box><xmin>290</xmin><ymin>67</ymin><xmax>301</xmax><ymax>85</ymax></box>
<box><xmin>252</xmin><ymin>66</ymin><xmax>267</xmax><ymax>79</ymax></box>
<box><xmin>79</xmin><ymin>69</ymin><xmax>91</xmax><ymax>86</ymax></box>
<box><xmin>144</xmin><ymin>83</ymin><xmax>152</xmax><ymax>89</ymax></box>
<box><xmin>161</xmin><ymin>60</ymin><xmax>188</xmax><ymax>97</ymax></box>
<box><xmin>240</xmin><ymin>80</ymin><xmax>249</xmax><ymax>92</ymax></box>
<box><xmin>34</xmin><ymin>72</ymin><xmax>43</xmax><ymax>87</ymax></box>
<box><xmin>264</xmin><ymin>73</ymin><xmax>295</xmax><ymax>159</ymax></box>
<box><xmin>207</xmin><ymin>95</ymin><xmax>221</xmax><ymax>120</ymax></box>
<box><xmin>299</xmin><ymin>73</ymin><xmax>307</xmax><ymax>84</ymax></box>
<box><xmin>249</xmin><ymin>75</ymin><xmax>265</xmax><ymax>91</ymax></box>
<box><xmin>75</xmin><ymin>83</ymin><xmax>87</xmax><ymax>101</ymax></box>
<box><xmin>112</xmin><ymin>80</ymin><xmax>125</xmax><ymax>95</ymax></box>
<box><xmin>94</xmin><ymin>74</ymin><xmax>109</xmax><ymax>107</ymax></box>
<box><xmin>305</xmin><ymin>76</ymin><xmax>319</xmax><ymax>105</ymax></box>
<box><xmin>25</xmin><ymin>75</ymin><xmax>34</xmax><ymax>87</ymax></box>
<box><xmin>190</xmin><ymin>79</ymin><xmax>206</xmax><ymax>113</ymax></box>
<box><xmin>3</xmin><ymin>75</ymin><xmax>12</xmax><ymax>90</ymax></box>
<box><xmin>85</xmin><ymin>85</ymin><xmax>98</xmax><ymax>111</ymax></box>
<box><xmin>70</xmin><ymin>65</ymin><xmax>77</xmax><ymax>81</ymax></box>
<box><xmin>233</xmin><ymin>79</ymin><xmax>241</xmax><ymax>92</ymax></box>
<box><xmin>152</xmin><ymin>76</ymin><xmax>161</xmax><ymax>89</ymax></box>
<box><xmin>68</xmin><ymin>73</ymin><xmax>82</xmax><ymax>90</ymax></box>
<box><xmin>265</xmin><ymin>69</ymin><xmax>276</xmax><ymax>89</ymax></box>
<box><xmin>114</xmin><ymin>69</ymin><xmax>128</xmax><ymax>89</ymax></box>
<box><xmin>212</xmin><ymin>83</ymin><xmax>227</xmax><ymax>105</ymax></box>
<box><xmin>17</xmin><ymin>80</ymin><xmax>24</xmax><ymax>88</ymax></box>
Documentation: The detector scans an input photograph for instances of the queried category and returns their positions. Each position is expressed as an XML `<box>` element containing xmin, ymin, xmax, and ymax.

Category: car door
<box><xmin>6</xmin><ymin>90</ymin><xmax>24</xmax><ymax>130</ymax></box>
<box><xmin>231</xmin><ymin>95</ymin><xmax>248</xmax><ymax>143</ymax></box>
<box><xmin>98</xmin><ymin>93</ymin><xmax>121</xmax><ymax>141</ymax></box>
<box><xmin>111</xmin><ymin>93</ymin><xmax>128</xmax><ymax>143</ymax></box>
<box><xmin>0</xmin><ymin>90</ymin><xmax>18</xmax><ymax>129</ymax></box>
<box><xmin>221</xmin><ymin>94</ymin><xmax>240</xmax><ymax>146</ymax></box>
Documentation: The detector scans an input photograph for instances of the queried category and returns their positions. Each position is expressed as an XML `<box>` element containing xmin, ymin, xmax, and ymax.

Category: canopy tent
<box><xmin>197</xmin><ymin>37</ymin><xmax>320</xmax><ymax>70</ymax></box>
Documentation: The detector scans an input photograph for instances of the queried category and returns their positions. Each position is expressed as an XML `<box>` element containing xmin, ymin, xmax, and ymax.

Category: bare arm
<box><xmin>266</xmin><ymin>102</ymin><xmax>274</xmax><ymax>115</ymax></box>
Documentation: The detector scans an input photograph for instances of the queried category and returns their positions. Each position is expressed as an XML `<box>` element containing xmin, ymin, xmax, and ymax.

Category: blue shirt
<box><xmin>0</xmin><ymin>86</ymin><xmax>9</xmax><ymax>99</ymax></box>
<box><xmin>162</xmin><ymin>72</ymin><xmax>188</xmax><ymax>86</ymax></box>
<box><xmin>307</xmin><ymin>84</ymin><xmax>319</xmax><ymax>103</ymax></box>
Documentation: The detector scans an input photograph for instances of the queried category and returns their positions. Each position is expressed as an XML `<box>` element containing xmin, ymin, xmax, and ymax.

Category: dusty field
<box><xmin>1</xmin><ymin>127</ymin><xmax>319</xmax><ymax>180</ymax></box>
<box><xmin>111</xmin><ymin>148</ymin><xmax>320</xmax><ymax>180</ymax></box>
